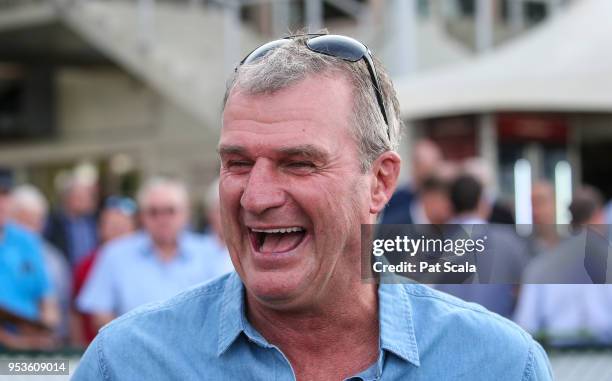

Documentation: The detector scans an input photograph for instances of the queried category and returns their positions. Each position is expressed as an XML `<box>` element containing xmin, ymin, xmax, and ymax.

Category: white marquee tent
<box><xmin>395</xmin><ymin>0</ymin><xmax>612</xmax><ymax>120</ymax></box>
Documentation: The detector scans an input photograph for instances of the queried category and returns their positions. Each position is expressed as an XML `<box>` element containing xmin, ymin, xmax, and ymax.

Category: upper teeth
<box><xmin>251</xmin><ymin>227</ymin><xmax>304</xmax><ymax>234</ymax></box>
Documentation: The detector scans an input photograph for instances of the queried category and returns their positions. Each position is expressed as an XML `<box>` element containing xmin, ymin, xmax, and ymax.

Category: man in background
<box><xmin>419</xmin><ymin>175</ymin><xmax>453</xmax><ymax>225</ymax></box>
<box><xmin>436</xmin><ymin>174</ymin><xmax>528</xmax><ymax>318</ymax></box>
<box><xmin>45</xmin><ymin>176</ymin><xmax>98</xmax><ymax>267</ymax></box>
<box><xmin>10</xmin><ymin>184</ymin><xmax>69</xmax><ymax>344</ymax></box>
<box><xmin>382</xmin><ymin>139</ymin><xmax>443</xmax><ymax>224</ymax></box>
<box><xmin>0</xmin><ymin>171</ymin><xmax>57</xmax><ymax>350</ymax></box>
<box><xmin>77</xmin><ymin>177</ymin><xmax>230</xmax><ymax>331</ymax></box>
<box><xmin>72</xmin><ymin>196</ymin><xmax>137</xmax><ymax>345</ymax></box>
<box><xmin>529</xmin><ymin>181</ymin><xmax>561</xmax><ymax>255</ymax></box>
<box><xmin>515</xmin><ymin>186</ymin><xmax>612</xmax><ymax>346</ymax></box>
<box><xmin>462</xmin><ymin>157</ymin><xmax>515</xmax><ymax>224</ymax></box>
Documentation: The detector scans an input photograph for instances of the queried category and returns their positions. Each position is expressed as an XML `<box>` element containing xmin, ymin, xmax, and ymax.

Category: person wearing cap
<box><xmin>75</xmin><ymin>35</ymin><xmax>552</xmax><ymax>380</ymax></box>
<box><xmin>0</xmin><ymin>171</ymin><xmax>56</xmax><ymax>350</ymax></box>
<box><xmin>71</xmin><ymin>195</ymin><xmax>137</xmax><ymax>346</ymax></box>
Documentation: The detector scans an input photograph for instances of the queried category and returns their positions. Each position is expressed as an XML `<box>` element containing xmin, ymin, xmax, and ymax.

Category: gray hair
<box><xmin>11</xmin><ymin>184</ymin><xmax>49</xmax><ymax>216</ymax></box>
<box><xmin>136</xmin><ymin>176</ymin><xmax>189</xmax><ymax>208</ymax></box>
<box><xmin>223</xmin><ymin>35</ymin><xmax>402</xmax><ymax>172</ymax></box>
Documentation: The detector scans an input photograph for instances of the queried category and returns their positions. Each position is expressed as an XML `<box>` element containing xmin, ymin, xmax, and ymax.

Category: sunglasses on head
<box><xmin>238</xmin><ymin>34</ymin><xmax>390</xmax><ymax>139</ymax></box>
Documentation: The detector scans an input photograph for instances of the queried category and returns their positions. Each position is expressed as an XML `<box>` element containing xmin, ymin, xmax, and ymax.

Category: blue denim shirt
<box><xmin>73</xmin><ymin>272</ymin><xmax>552</xmax><ymax>380</ymax></box>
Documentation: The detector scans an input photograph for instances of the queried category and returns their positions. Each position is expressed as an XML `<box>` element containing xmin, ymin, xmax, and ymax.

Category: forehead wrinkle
<box><xmin>224</xmin><ymin>110</ymin><xmax>320</xmax><ymax>130</ymax></box>
<box><xmin>224</xmin><ymin>75</ymin><xmax>352</xmax><ymax>126</ymax></box>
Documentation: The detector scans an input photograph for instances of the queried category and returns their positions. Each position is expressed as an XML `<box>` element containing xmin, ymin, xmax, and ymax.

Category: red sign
<box><xmin>425</xmin><ymin>116</ymin><xmax>477</xmax><ymax>160</ymax></box>
<box><xmin>497</xmin><ymin>113</ymin><xmax>568</xmax><ymax>144</ymax></box>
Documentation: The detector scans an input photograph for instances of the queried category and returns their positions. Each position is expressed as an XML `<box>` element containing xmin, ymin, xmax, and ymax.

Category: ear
<box><xmin>369</xmin><ymin>151</ymin><xmax>401</xmax><ymax>215</ymax></box>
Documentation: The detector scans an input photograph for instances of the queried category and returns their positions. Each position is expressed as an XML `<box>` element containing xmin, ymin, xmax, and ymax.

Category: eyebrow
<box><xmin>217</xmin><ymin>145</ymin><xmax>246</xmax><ymax>156</ymax></box>
<box><xmin>217</xmin><ymin>144</ymin><xmax>329</xmax><ymax>161</ymax></box>
<box><xmin>278</xmin><ymin>145</ymin><xmax>329</xmax><ymax>161</ymax></box>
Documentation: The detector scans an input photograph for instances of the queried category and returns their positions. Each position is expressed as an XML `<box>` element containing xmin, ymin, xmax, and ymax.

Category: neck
<box><xmin>154</xmin><ymin>240</ymin><xmax>178</xmax><ymax>261</ymax></box>
<box><xmin>246</xmin><ymin>277</ymin><xmax>379</xmax><ymax>379</ymax></box>
<box><xmin>66</xmin><ymin>209</ymin><xmax>83</xmax><ymax>218</ymax></box>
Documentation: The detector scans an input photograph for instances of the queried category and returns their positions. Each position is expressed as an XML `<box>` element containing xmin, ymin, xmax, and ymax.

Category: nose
<box><xmin>240</xmin><ymin>159</ymin><xmax>286</xmax><ymax>215</ymax></box>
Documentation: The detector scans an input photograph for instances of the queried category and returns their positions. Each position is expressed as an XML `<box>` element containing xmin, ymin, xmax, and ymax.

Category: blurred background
<box><xmin>0</xmin><ymin>0</ymin><xmax>611</xmax><ymax>379</ymax></box>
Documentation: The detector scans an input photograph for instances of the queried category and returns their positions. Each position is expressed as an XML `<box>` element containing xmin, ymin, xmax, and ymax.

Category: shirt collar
<box><xmin>141</xmin><ymin>230</ymin><xmax>193</xmax><ymax>260</ymax></box>
<box><xmin>216</xmin><ymin>274</ymin><xmax>420</xmax><ymax>367</ymax></box>
<box><xmin>378</xmin><ymin>283</ymin><xmax>420</xmax><ymax>366</ymax></box>
<box><xmin>217</xmin><ymin>272</ymin><xmax>247</xmax><ymax>356</ymax></box>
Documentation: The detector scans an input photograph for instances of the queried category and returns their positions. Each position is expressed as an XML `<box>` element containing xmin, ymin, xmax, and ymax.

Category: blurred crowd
<box><xmin>0</xmin><ymin>171</ymin><xmax>232</xmax><ymax>351</ymax></box>
<box><xmin>1</xmin><ymin>139</ymin><xmax>612</xmax><ymax>352</ymax></box>
<box><xmin>383</xmin><ymin>139</ymin><xmax>612</xmax><ymax>348</ymax></box>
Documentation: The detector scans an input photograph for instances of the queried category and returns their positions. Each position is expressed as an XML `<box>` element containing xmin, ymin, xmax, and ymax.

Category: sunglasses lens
<box><xmin>145</xmin><ymin>207</ymin><xmax>177</xmax><ymax>218</ymax></box>
<box><xmin>306</xmin><ymin>35</ymin><xmax>367</xmax><ymax>62</ymax></box>
<box><xmin>241</xmin><ymin>39</ymin><xmax>290</xmax><ymax>65</ymax></box>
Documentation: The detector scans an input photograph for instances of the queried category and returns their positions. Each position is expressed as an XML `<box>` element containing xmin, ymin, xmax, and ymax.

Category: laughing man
<box><xmin>74</xmin><ymin>34</ymin><xmax>552</xmax><ymax>381</ymax></box>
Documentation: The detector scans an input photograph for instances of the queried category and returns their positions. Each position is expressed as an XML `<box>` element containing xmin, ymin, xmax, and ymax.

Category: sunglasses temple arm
<box><xmin>363</xmin><ymin>56</ymin><xmax>390</xmax><ymax>140</ymax></box>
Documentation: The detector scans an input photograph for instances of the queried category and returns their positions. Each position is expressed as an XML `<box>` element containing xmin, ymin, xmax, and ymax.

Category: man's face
<box><xmin>140</xmin><ymin>186</ymin><xmax>188</xmax><ymax>246</ymax></box>
<box><xmin>100</xmin><ymin>209</ymin><xmax>135</xmax><ymax>243</ymax></box>
<box><xmin>66</xmin><ymin>184</ymin><xmax>97</xmax><ymax>216</ymax></box>
<box><xmin>412</xmin><ymin>142</ymin><xmax>441</xmax><ymax>189</ymax></box>
<box><xmin>422</xmin><ymin>190</ymin><xmax>452</xmax><ymax>225</ymax></box>
<box><xmin>219</xmin><ymin>74</ymin><xmax>373</xmax><ymax>309</ymax></box>
<box><xmin>531</xmin><ymin>183</ymin><xmax>555</xmax><ymax>225</ymax></box>
<box><xmin>11</xmin><ymin>207</ymin><xmax>45</xmax><ymax>234</ymax></box>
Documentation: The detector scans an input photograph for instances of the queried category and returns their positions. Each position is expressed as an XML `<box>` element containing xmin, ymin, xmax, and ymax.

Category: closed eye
<box><xmin>230</xmin><ymin>160</ymin><xmax>252</xmax><ymax>166</ymax></box>
<box><xmin>286</xmin><ymin>161</ymin><xmax>316</xmax><ymax>168</ymax></box>
<box><xmin>225</xmin><ymin>160</ymin><xmax>253</xmax><ymax>170</ymax></box>
<box><xmin>284</xmin><ymin>161</ymin><xmax>318</xmax><ymax>175</ymax></box>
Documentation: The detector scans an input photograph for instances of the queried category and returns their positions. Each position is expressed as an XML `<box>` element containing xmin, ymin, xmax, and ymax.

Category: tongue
<box><xmin>260</xmin><ymin>232</ymin><xmax>305</xmax><ymax>253</ymax></box>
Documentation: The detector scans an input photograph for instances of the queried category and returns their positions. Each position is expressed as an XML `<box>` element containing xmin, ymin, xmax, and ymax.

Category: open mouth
<box><xmin>249</xmin><ymin>227</ymin><xmax>307</xmax><ymax>254</ymax></box>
